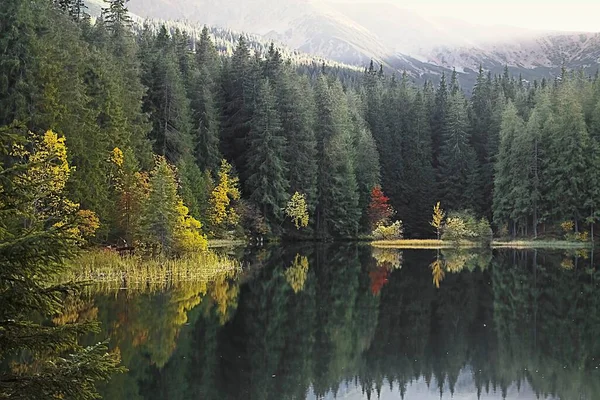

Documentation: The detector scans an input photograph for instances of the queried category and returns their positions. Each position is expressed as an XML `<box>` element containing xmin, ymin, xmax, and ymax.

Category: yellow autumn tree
<box><xmin>430</xmin><ymin>258</ymin><xmax>445</xmax><ymax>289</ymax></box>
<box><xmin>285</xmin><ymin>192</ymin><xmax>309</xmax><ymax>229</ymax></box>
<box><xmin>285</xmin><ymin>254</ymin><xmax>310</xmax><ymax>293</ymax></box>
<box><xmin>208</xmin><ymin>159</ymin><xmax>240</xmax><ymax>235</ymax></box>
<box><xmin>430</xmin><ymin>201</ymin><xmax>445</xmax><ymax>240</ymax></box>
<box><xmin>23</xmin><ymin>130</ymin><xmax>99</xmax><ymax>243</ymax></box>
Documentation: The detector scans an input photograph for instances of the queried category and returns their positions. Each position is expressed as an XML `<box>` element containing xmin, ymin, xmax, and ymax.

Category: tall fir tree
<box><xmin>437</xmin><ymin>93</ymin><xmax>479</xmax><ymax>212</ymax></box>
<box><xmin>246</xmin><ymin>79</ymin><xmax>289</xmax><ymax>223</ymax></box>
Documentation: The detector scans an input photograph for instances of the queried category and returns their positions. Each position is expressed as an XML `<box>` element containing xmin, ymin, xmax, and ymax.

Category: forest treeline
<box><xmin>4</xmin><ymin>0</ymin><xmax>600</xmax><ymax>242</ymax></box>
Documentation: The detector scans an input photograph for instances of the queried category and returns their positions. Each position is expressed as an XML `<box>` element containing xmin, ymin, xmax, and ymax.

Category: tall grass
<box><xmin>491</xmin><ymin>240</ymin><xmax>593</xmax><ymax>249</ymax></box>
<box><xmin>61</xmin><ymin>250</ymin><xmax>241</xmax><ymax>292</ymax></box>
<box><xmin>371</xmin><ymin>239</ymin><xmax>482</xmax><ymax>249</ymax></box>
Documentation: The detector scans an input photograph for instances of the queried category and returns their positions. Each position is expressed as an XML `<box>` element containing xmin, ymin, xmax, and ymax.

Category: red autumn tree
<box><xmin>369</xmin><ymin>267</ymin><xmax>390</xmax><ymax>295</ymax></box>
<box><xmin>367</xmin><ymin>185</ymin><xmax>395</xmax><ymax>229</ymax></box>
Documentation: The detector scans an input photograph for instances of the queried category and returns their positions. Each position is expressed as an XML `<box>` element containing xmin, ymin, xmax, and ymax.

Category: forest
<box><xmin>4</xmin><ymin>0</ymin><xmax>600</xmax><ymax>248</ymax></box>
<box><xmin>4</xmin><ymin>1</ymin><xmax>600</xmax><ymax>398</ymax></box>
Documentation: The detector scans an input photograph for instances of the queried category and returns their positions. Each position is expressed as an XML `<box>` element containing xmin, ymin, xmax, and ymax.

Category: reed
<box><xmin>61</xmin><ymin>250</ymin><xmax>241</xmax><ymax>292</ymax></box>
<box><xmin>371</xmin><ymin>239</ymin><xmax>481</xmax><ymax>249</ymax></box>
<box><xmin>491</xmin><ymin>240</ymin><xmax>593</xmax><ymax>249</ymax></box>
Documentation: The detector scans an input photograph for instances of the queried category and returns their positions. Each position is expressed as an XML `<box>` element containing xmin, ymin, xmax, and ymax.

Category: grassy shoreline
<box><xmin>371</xmin><ymin>239</ymin><xmax>594</xmax><ymax>249</ymax></box>
<box><xmin>208</xmin><ymin>239</ymin><xmax>247</xmax><ymax>248</ymax></box>
<box><xmin>371</xmin><ymin>239</ymin><xmax>480</xmax><ymax>249</ymax></box>
<box><xmin>62</xmin><ymin>250</ymin><xmax>241</xmax><ymax>290</ymax></box>
<box><xmin>491</xmin><ymin>240</ymin><xmax>593</xmax><ymax>249</ymax></box>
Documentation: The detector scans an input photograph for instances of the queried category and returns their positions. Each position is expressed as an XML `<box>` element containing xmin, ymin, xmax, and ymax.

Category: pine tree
<box><xmin>438</xmin><ymin>94</ymin><xmax>479</xmax><ymax>212</ymax></box>
<box><xmin>101</xmin><ymin>0</ymin><xmax>132</xmax><ymax>35</ymax></box>
<box><xmin>402</xmin><ymin>91</ymin><xmax>436</xmax><ymax>236</ymax></box>
<box><xmin>493</xmin><ymin>101</ymin><xmax>526</xmax><ymax>234</ymax></box>
<box><xmin>470</xmin><ymin>66</ymin><xmax>495</xmax><ymax>219</ymax></box>
<box><xmin>0</xmin><ymin>127</ymin><xmax>123</xmax><ymax>398</ymax></box>
<box><xmin>221</xmin><ymin>36</ymin><xmax>256</xmax><ymax>177</ymax></box>
<box><xmin>431</xmin><ymin>73</ymin><xmax>449</xmax><ymax>170</ymax></box>
<box><xmin>0</xmin><ymin>0</ymin><xmax>41</xmax><ymax>126</ymax></box>
<box><xmin>277</xmin><ymin>72</ymin><xmax>318</xmax><ymax>213</ymax></box>
<box><xmin>546</xmin><ymin>83</ymin><xmax>590</xmax><ymax>229</ymax></box>
<box><xmin>314</xmin><ymin>78</ymin><xmax>360</xmax><ymax>237</ymax></box>
<box><xmin>143</xmin><ymin>26</ymin><xmax>194</xmax><ymax>163</ymax></box>
<box><xmin>246</xmin><ymin>79</ymin><xmax>289</xmax><ymax>223</ymax></box>
<box><xmin>142</xmin><ymin>157</ymin><xmax>207</xmax><ymax>254</ymax></box>
<box><xmin>355</xmin><ymin>127</ymin><xmax>381</xmax><ymax>221</ymax></box>
<box><xmin>190</xmin><ymin>26</ymin><xmax>222</xmax><ymax>172</ymax></box>
<box><xmin>190</xmin><ymin>66</ymin><xmax>222</xmax><ymax>172</ymax></box>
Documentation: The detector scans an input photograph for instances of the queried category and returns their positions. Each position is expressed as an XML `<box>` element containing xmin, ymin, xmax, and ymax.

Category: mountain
<box><xmin>99</xmin><ymin>0</ymin><xmax>600</xmax><ymax>88</ymax></box>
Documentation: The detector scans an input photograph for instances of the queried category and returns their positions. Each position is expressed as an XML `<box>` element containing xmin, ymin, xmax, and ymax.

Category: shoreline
<box><xmin>371</xmin><ymin>239</ymin><xmax>594</xmax><ymax>249</ymax></box>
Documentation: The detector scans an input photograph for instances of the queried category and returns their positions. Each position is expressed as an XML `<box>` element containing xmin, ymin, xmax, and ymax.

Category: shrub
<box><xmin>442</xmin><ymin>211</ymin><xmax>492</xmax><ymax>245</ymax></box>
<box><xmin>372</xmin><ymin>220</ymin><xmax>404</xmax><ymax>240</ymax></box>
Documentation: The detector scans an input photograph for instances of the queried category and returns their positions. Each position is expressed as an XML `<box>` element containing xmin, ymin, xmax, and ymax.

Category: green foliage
<box><xmin>0</xmin><ymin>126</ymin><xmax>124</xmax><ymax>399</ymax></box>
<box><xmin>372</xmin><ymin>220</ymin><xmax>404</xmax><ymax>241</ymax></box>
<box><xmin>442</xmin><ymin>211</ymin><xmax>492</xmax><ymax>244</ymax></box>
<box><xmin>142</xmin><ymin>157</ymin><xmax>207</xmax><ymax>255</ymax></box>
<box><xmin>246</xmin><ymin>79</ymin><xmax>289</xmax><ymax>223</ymax></box>
<box><xmin>9</xmin><ymin>0</ymin><xmax>600</xmax><ymax>248</ymax></box>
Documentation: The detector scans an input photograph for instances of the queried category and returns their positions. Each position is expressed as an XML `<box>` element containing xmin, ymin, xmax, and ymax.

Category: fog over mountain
<box><xmin>118</xmin><ymin>0</ymin><xmax>600</xmax><ymax>87</ymax></box>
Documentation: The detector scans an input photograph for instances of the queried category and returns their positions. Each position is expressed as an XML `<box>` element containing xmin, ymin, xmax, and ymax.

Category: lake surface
<box><xmin>82</xmin><ymin>245</ymin><xmax>600</xmax><ymax>400</ymax></box>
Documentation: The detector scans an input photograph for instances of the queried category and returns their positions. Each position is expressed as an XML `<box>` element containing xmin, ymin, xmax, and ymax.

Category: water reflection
<box><xmin>79</xmin><ymin>245</ymin><xmax>600</xmax><ymax>400</ymax></box>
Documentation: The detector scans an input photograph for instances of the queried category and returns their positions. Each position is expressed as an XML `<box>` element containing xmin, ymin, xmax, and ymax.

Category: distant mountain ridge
<box><xmin>89</xmin><ymin>0</ymin><xmax>600</xmax><ymax>89</ymax></box>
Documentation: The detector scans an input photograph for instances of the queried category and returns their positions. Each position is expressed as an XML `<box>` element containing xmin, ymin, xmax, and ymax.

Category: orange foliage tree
<box><xmin>367</xmin><ymin>185</ymin><xmax>395</xmax><ymax>229</ymax></box>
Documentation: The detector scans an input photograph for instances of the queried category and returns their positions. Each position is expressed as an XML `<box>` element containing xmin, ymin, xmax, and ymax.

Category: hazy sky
<box><xmin>331</xmin><ymin>0</ymin><xmax>600</xmax><ymax>32</ymax></box>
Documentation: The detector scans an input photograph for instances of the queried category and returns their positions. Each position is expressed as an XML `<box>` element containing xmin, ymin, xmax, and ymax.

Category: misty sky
<box><xmin>330</xmin><ymin>0</ymin><xmax>600</xmax><ymax>32</ymax></box>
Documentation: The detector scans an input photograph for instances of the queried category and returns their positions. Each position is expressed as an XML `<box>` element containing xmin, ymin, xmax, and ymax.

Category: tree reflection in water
<box><xmin>77</xmin><ymin>245</ymin><xmax>600</xmax><ymax>400</ymax></box>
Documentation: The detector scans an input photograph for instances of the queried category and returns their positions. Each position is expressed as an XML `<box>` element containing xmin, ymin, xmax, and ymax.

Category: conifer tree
<box><xmin>246</xmin><ymin>79</ymin><xmax>289</xmax><ymax>223</ymax></box>
<box><xmin>277</xmin><ymin>72</ymin><xmax>318</xmax><ymax>213</ymax></box>
<box><xmin>470</xmin><ymin>66</ymin><xmax>495</xmax><ymax>218</ymax></box>
<box><xmin>314</xmin><ymin>78</ymin><xmax>360</xmax><ymax>237</ymax></box>
<box><xmin>0</xmin><ymin>127</ymin><xmax>123</xmax><ymax>398</ymax></box>
<box><xmin>493</xmin><ymin>101</ymin><xmax>526</xmax><ymax>233</ymax></box>
<box><xmin>143</xmin><ymin>157</ymin><xmax>207</xmax><ymax>254</ymax></box>
<box><xmin>438</xmin><ymin>94</ymin><xmax>479</xmax><ymax>212</ymax></box>
<box><xmin>546</xmin><ymin>83</ymin><xmax>590</xmax><ymax>229</ymax></box>
<box><xmin>431</xmin><ymin>73</ymin><xmax>449</xmax><ymax>169</ymax></box>
<box><xmin>402</xmin><ymin>91</ymin><xmax>436</xmax><ymax>236</ymax></box>
<box><xmin>221</xmin><ymin>36</ymin><xmax>256</xmax><ymax>178</ymax></box>
<box><xmin>143</xmin><ymin>26</ymin><xmax>194</xmax><ymax>163</ymax></box>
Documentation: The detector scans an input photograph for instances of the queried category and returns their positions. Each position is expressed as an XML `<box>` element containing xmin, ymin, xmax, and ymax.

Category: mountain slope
<box><xmin>100</xmin><ymin>0</ymin><xmax>600</xmax><ymax>88</ymax></box>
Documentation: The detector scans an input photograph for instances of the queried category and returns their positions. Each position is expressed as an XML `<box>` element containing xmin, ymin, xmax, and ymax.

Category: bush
<box><xmin>562</xmin><ymin>220</ymin><xmax>590</xmax><ymax>242</ymax></box>
<box><xmin>372</xmin><ymin>220</ymin><xmax>404</xmax><ymax>240</ymax></box>
<box><xmin>442</xmin><ymin>211</ymin><xmax>492</xmax><ymax>244</ymax></box>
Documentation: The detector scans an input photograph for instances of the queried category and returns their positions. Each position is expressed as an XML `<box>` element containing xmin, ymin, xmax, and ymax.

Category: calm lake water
<box><xmin>83</xmin><ymin>245</ymin><xmax>600</xmax><ymax>400</ymax></box>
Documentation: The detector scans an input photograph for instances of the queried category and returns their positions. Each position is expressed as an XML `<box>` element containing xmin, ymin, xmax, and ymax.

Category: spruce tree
<box><xmin>314</xmin><ymin>77</ymin><xmax>360</xmax><ymax>237</ymax></box>
<box><xmin>437</xmin><ymin>93</ymin><xmax>479</xmax><ymax>212</ymax></box>
<box><xmin>277</xmin><ymin>72</ymin><xmax>318</xmax><ymax>213</ymax></box>
<box><xmin>143</xmin><ymin>26</ymin><xmax>194</xmax><ymax>163</ymax></box>
<box><xmin>493</xmin><ymin>101</ymin><xmax>526</xmax><ymax>234</ymax></box>
<box><xmin>190</xmin><ymin>66</ymin><xmax>222</xmax><ymax>172</ymax></box>
<box><xmin>431</xmin><ymin>73</ymin><xmax>448</xmax><ymax>170</ymax></box>
<box><xmin>402</xmin><ymin>91</ymin><xmax>436</xmax><ymax>236</ymax></box>
<box><xmin>470</xmin><ymin>66</ymin><xmax>495</xmax><ymax>219</ymax></box>
<box><xmin>246</xmin><ymin>79</ymin><xmax>289</xmax><ymax>224</ymax></box>
<box><xmin>546</xmin><ymin>83</ymin><xmax>590</xmax><ymax>229</ymax></box>
<box><xmin>221</xmin><ymin>36</ymin><xmax>255</xmax><ymax>178</ymax></box>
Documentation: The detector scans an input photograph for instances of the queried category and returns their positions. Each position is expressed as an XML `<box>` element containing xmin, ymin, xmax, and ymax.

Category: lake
<box><xmin>79</xmin><ymin>245</ymin><xmax>600</xmax><ymax>400</ymax></box>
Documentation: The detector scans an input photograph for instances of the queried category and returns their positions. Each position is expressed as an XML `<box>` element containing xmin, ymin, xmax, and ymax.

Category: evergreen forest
<box><xmin>4</xmin><ymin>0</ymin><xmax>600</xmax><ymax>244</ymax></box>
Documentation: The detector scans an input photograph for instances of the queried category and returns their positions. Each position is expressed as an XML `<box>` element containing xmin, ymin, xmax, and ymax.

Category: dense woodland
<box><xmin>4</xmin><ymin>0</ymin><xmax>600</xmax><ymax>243</ymax></box>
